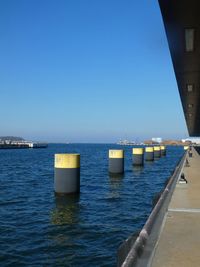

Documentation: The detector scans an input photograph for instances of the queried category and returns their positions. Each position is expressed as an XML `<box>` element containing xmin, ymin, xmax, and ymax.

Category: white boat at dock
<box><xmin>0</xmin><ymin>140</ymin><xmax>48</xmax><ymax>149</ymax></box>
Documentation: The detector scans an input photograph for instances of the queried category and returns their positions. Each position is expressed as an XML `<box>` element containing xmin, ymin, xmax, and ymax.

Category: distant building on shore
<box><xmin>182</xmin><ymin>138</ymin><xmax>200</xmax><ymax>145</ymax></box>
<box><xmin>117</xmin><ymin>140</ymin><xmax>136</xmax><ymax>145</ymax></box>
<box><xmin>144</xmin><ymin>139</ymin><xmax>191</xmax><ymax>146</ymax></box>
<box><xmin>152</xmin><ymin>137</ymin><xmax>162</xmax><ymax>143</ymax></box>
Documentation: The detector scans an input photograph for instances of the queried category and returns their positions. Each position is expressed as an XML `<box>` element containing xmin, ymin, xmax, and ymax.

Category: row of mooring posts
<box><xmin>108</xmin><ymin>146</ymin><xmax>166</xmax><ymax>174</ymax></box>
<box><xmin>54</xmin><ymin>145</ymin><xmax>167</xmax><ymax>195</ymax></box>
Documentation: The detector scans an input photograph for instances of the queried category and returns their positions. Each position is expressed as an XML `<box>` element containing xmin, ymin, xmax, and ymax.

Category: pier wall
<box><xmin>117</xmin><ymin>152</ymin><xmax>186</xmax><ymax>267</ymax></box>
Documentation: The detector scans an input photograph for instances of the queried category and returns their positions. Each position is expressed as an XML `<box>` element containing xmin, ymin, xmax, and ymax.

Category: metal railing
<box><xmin>117</xmin><ymin>152</ymin><xmax>187</xmax><ymax>267</ymax></box>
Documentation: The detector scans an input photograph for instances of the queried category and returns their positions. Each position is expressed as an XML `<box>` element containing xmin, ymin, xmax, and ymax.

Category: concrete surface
<box><xmin>151</xmin><ymin>148</ymin><xmax>200</xmax><ymax>267</ymax></box>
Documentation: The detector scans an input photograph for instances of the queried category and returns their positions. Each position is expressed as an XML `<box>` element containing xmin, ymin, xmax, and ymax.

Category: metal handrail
<box><xmin>118</xmin><ymin>152</ymin><xmax>187</xmax><ymax>267</ymax></box>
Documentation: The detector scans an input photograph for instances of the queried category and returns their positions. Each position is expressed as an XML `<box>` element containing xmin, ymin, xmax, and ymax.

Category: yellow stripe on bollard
<box><xmin>55</xmin><ymin>154</ymin><xmax>80</xmax><ymax>169</ymax></box>
<box><xmin>145</xmin><ymin>147</ymin><xmax>154</xmax><ymax>152</ymax></box>
<box><xmin>109</xmin><ymin>150</ymin><xmax>124</xmax><ymax>159</ymax></box>
<box><xmin>154</xmin><ymin>146</ymin><xmax>161</xmax><ymax>151</ymax></box>
<box><xmin>132</xmin><ymin>148</ymin><xmax>144</xmax><ymax>155</ymax></box>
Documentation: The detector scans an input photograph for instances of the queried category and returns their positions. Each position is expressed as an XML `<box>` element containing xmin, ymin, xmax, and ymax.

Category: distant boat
<box><xmin>28</xmin><ymin>142</ymin><xmax>48</xmax><ymax>148</ymax></box>
<box><xmin>0</xmin><ymin>140</ymin><xmax>48</xmax><ymax>149</ymax></box>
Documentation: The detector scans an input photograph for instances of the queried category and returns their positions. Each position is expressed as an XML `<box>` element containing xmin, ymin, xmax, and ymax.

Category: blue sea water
<box><xmin>0</xmin><ymin>144</ymin><xmax>183</xmax><ymax>267</ymax></box>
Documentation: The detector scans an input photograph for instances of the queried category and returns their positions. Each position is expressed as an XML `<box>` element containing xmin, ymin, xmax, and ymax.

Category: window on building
<box><xmin>185</xmin><ymin>28</ymin><xmax>195</xmax><ymax>52</ymax></box>
<box><xmin>187</xmin><ymin>84</ymin><xmax>194</xmax><ymax>92</ymax></box>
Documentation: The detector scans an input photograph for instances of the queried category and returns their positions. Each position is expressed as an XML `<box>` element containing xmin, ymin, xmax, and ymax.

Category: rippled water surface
<box><xmin>0</xmin><ymin>144</ymin><xmax>184</xmax><ymax>266</ymax></box>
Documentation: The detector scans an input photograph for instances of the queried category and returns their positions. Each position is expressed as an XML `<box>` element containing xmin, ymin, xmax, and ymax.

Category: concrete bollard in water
<box><xmin>132</xmin><ymin>148</ymin><xmax>144</xmax><ymax>166</ymax></box>
<box><xmin>109</xmin><ymin>150</ymin><xmax>124</xmax><ymax>174</ymax></box>
<box><xmin>145</xmin><ymin>147</ymin><xmax>154</xmax><ymax>161</ymax></box>
<box><xmin>154</xmin><ymin>146</ymin><xmax>161</xmax><ymax>158</ymax></box>
<box><xmin>160</xmin><ymin>145</ymin><xmax>166</xmax><ymax>156</ymax></box>
<box><xmin>54</xmin><ymin>154</ymin><xmax>80</xmax><ymax>195</ymax></box>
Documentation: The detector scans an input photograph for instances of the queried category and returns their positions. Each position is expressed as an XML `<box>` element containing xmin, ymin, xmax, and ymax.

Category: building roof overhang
<box><xmin>158</xmin><ymin>0</ymin><xmax>200</xmax><ymax>136</ymax></box>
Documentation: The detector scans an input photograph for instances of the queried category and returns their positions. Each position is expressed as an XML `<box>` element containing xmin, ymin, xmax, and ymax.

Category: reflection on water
<box><xmin>109</xmin><ymin>173</ymin><xmax>124</xmax><ymax>188</ymax></box>
<box><xmin>108</xmin><ymin>174</ymin><xmax>124</xmax><ymax>199</ymax></box>
<box><xmin>144</xmin><ymin>161</ymin><xmax>154</xmax><ymax>166</ymax></box>
<box><xmin>132</xmin><ymin>166</ymin><xmax>144</xmax><ymax>176</ymax></box>
<box><xmin>51</xmin><ymin>195</ymin><xmax>80</xmax><ymax>225</ymax></box>
<box><xmin>109</xmin><ymin>173</ymin><xmax>124</xmax><ymax>179</ymax></box>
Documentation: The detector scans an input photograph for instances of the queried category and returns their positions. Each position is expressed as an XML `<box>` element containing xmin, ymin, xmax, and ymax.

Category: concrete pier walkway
<box><xmin>151</xmin><ymin>147</ymin><xmax>200</xmax><ymax>267</ymax></box>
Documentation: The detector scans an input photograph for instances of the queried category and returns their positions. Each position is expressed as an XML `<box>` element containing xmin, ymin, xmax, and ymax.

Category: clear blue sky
<box><xmin>0</xmin><ymin>0</ymin><xmax>188</xmax><ymax>143</ymax></box>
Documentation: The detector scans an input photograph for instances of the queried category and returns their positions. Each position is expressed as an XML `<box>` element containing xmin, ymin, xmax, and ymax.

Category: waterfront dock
<box><xmin>150</xmin><ymin>147</ymin><xmax>200</xmax><ymax>266</ymax></box>
<box><xmin>118</xmin><ymin>148</ymin><xmax>200</xmax><ymax>267</ymax></box>
<box><xmin>0</xmin><ymin>141</ymin><xmax>48</xmax><ymax>149</ymax></box>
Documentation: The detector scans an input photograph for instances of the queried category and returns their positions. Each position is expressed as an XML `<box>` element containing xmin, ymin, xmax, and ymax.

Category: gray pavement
<box><xmin>151</xmin><ymin>148</ymin><xmax>200</xmax><ymax>267</ymax></box>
